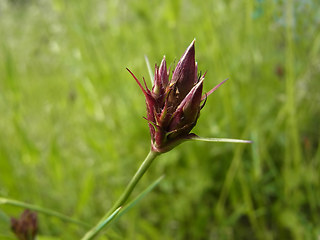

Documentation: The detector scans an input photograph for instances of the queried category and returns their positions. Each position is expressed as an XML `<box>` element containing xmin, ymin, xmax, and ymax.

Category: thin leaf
<box><xmin>117</xmin><ymin>175</ymin><xmax>164</xmax><ymax>219</ymax></box>
<box><xmin>189</xmin><ymin>136</ymin><xmax>252</xmax><ymax>144</ymax></box>
<box><xmin>81</xmin><ymin>175</ymin><xmax>164</xmax><ymax>240</ymax></box>
<box><xmin>0</xmin><ymin>197</ymin><xmax>90</xmax><ymax>227</ymax></box>
<box><xmin>81</xmin><ymin>207</ymin><xmax>122</xmax><ymax>240</ymax></box>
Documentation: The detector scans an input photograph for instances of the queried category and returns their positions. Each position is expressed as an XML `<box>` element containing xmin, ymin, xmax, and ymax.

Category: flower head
<box><xmin>128</xmin><ymin>40</ymin><xmax>227</xmax><ymax>153</ymax></box>
<box><xmin>11</xmin><ymin>209</ymin><xmax>38</xmax><ymax>240</ymax></box>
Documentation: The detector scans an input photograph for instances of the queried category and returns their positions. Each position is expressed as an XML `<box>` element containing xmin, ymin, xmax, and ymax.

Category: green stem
<box><xmin>82</xmin><ymin>150</ymin><xmax>160</xmax><ymax>240</ymax></box>
<box><xmin>0</xmin><ymin>197</ymin><xmax>90</xmax><ymax>227</ymax></box>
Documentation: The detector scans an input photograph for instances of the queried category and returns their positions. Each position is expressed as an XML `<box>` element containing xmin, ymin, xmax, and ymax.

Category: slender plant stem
<box><xmin>108</xmin><ymin>150</ymin><xmax>159</xmax><ymax>215</ymax></box>
<box><xmin>82</xmin><ymin>150</ymin><xmax>160</xmax><ymax>240</ymax></box>
<box><xmin>0</xmin><ymin>197</ymin><xmax>90</xmax><ymax>227</ymax></box>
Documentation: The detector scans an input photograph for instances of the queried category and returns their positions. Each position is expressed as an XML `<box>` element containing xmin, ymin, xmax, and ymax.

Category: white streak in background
<box><xmin>144</xmin><ymin>55</ymin><xmax>154</xmax><ymax>85</ymax></box>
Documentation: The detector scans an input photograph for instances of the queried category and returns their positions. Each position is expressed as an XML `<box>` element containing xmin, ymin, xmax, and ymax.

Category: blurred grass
<box><xmin>0</xmin><ymin>0</ymin><xmax>320</xmax><ymax>239</ymax></box>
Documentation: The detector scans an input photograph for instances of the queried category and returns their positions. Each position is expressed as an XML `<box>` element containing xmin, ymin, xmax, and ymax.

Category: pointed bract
<box><xmin>168</xmin><ymin>41</ymin><xmax>197</xmax><ymax>107</ymax></box>
<box><xmin>159</xmin><ymin>57</ymin><xmax>168</xmax><ymax>88</ymax></box>
<box><xmin>153</xmin><ymin>57</ymin><xmax>168</xmax><ymax>99</ymax></box>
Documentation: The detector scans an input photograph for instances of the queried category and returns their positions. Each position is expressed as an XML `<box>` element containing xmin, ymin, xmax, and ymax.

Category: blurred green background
<box><xmin>0</xmin><ymin>0</ymin><xmax>319</xmax><ymax>239</ymax></box>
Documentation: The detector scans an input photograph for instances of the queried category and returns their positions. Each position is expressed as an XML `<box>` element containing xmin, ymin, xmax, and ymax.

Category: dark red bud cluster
<box><xmin>11</xmin><ymin>209</ymin><xmax>38</xmax><ymax>240</ymax></box>
<box><xmin>128</xmin><ymin>40</ymin><xmax>226</xmax><ymax>153</ymax></box>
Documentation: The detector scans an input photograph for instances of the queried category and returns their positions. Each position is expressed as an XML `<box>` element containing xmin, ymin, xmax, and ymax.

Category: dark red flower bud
<box><xmin>128</xmin><ymin>40</ymin><xmax>226</xmax><ymax>153</ymax></box>
<box><xmin>11</xmin><ymin>209</ymin><xmax>38</xmax><ymax>240</ymax></box>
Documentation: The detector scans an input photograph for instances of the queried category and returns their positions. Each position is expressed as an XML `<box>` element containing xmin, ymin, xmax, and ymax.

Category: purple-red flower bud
<box><xmin>11</xmin><ymin>209</ymin><xmax>38</xmax><ymax>240</ymax></box>
<box><xmin>128</xmin><ymin>40</ymin><xmax>226</xmax><ymax>153</ymax></box>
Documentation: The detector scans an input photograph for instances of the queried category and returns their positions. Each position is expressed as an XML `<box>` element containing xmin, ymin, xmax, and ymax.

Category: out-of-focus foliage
<box><xmin>0</xmin><ymin>0</ymin><xmax>319</xmax><ymax>239</ymax></box>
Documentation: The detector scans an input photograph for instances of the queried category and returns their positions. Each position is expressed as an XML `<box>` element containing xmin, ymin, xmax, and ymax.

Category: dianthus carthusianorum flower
<box><xmin>83</xmin><ymin>40</ymin><xmax>252</xmax><ymax>239</ymax></box>
<box><xmin>128</xmin><ymin>40</ymin><xmax>226</xmax><ymax>153</ymax></box>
